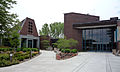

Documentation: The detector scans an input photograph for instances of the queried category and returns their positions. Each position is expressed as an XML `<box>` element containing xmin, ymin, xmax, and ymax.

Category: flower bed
<box><xmin>56</xmin><ymin>53</ymin><xmax>78</xmax><ymax>60</ymax></box>
<box><xmin>56</xmin><ymin>49</ymin><xmax>78</xmax><ymax>60</ymax></box>
<box><xmin>0</xmin><ymin>48</ymin><xmax>40</xmax><ymax>67</ymax></box>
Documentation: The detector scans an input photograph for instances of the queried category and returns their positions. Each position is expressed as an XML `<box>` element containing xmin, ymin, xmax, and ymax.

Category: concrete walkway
<box><xmin>0</xmin><ymin>51</ymin><xmax>120</xmax><ymax>72</ymax></box>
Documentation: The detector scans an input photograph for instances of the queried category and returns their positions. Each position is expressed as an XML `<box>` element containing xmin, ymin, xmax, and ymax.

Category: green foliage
<box><xmin>14</xmin><ymin>52</ymin><xmax>22</xmax><ymax>57</ymax></box>
<box><xmin>0</xmin><ymin>48</ymin><xmax>10</xmax><ymax>52</ymax></box>
<box><xmin>22</xmin><ymin>48</ymin><xmax>31</xmax><ymax>52</ymax></box>
<box><xmin>24</xmin><ymin>55</ymin><xmax>29</xmax><ymax>59</ymax></box>
<box><xmin>0</xmin><ymin>0</ymin><xmax>20</xmax><ymax>46</ymax></box>
<box><xmin>0</xmin><ymin>54</ymin><xmax>10</xmax><ymax>60</ymax></box>
<box><xmin>31</xmin><ymin>48</ymin><xmax>38</xmax><ymax>51</ymax></box>
<box><xmin>16</xmin><ymin>48</ymin><xmax>21</xmax><ymax>52</ymax></box>
<box><xmin>55</xmin><ymin>38</ymin><xmax>78</xmax><ymax>49</ymax></box>
<box><xmin>61</xmin><ymin>49</ymin><xmax>71</xmax><ymax>53</ymax></box>
<box><xmin>61</xmin><ymin>49</ymin><xmax>77</xmax><ymax>53</ymax></box>
<box><xmin>9</xmin><ymin>28</ymin><xmax>20</xmax><ymax>50</ymax></box>
<box><xmin>41</xmin><ymin>40</ymin><xmax>50</xmax><ymax>49</ymax></box>
<box><xmin>16</xmin><ymin>56</ymin><xmax>24</xmax><ymax>61</ymax></box>
<box><xmin>71</xmin><ymin>49</ymin><xmax>77</xmax><ymax>53</ymax></box>
<box><xmin>39</xmin><ymin>22</ymin><xmax>64</xmax><ymax>38</ymax></box>
<box><xmin>39</xmin><ymin>23</ymin><xmax>49</xmax><ymax>36</ymax></box>
<box><xmin>22</xmin><ymin>48</ymin><xmax>38</xmax><ymax>52</ymax></box>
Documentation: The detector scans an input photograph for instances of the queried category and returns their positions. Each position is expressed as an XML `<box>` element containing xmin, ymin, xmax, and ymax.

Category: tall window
<box><xmin>82</xmin><ymin>28</ymin><xmax>114</xmax><ymax>51</ymax></box>
<box><xmin>28</xmin><ymin>22</ymin><xmax>33</xmax><ymax>34</ymax></box>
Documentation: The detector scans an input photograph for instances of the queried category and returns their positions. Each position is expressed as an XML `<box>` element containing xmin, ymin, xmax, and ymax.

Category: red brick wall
<box><xmin>20</xmin><ymin>17</ymin><xmax>38</xmax><ymax>37</ymax></box>
<box><xmin>117</xmin><ymin>21</ymin><xmax>120</xmax><ymax>51</ymax></box>
<box><xmin>64</xmin><ymin>13</ymin><xmax>99</xmax><ymax>51</ymax></box>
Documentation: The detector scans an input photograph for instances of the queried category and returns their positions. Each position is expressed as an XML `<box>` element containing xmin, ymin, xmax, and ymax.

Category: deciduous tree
<box><xmin>0</xmin><ymin>0</ymin><xmax>19</xmax><ymax>46</ymax></box>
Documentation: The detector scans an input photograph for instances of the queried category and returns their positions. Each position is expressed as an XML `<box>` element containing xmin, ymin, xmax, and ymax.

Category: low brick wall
<box><xmin>56</xmin><ymin>53</ymin><xmax>78</xmax><ymax>60</ymax></box>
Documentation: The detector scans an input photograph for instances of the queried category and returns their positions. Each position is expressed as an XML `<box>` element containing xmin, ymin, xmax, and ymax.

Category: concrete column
<box><xmin>37</xmin><ymin>38</ymin><xmax>39</xmax><ymax>48</ymax></box>
<box><xmin>19</xmin><ymin>38</ymin><xmax>21</xmax><ymax>48</ymax></box>
<box><xmin>32</xmin><ymin>39</ymin><xmax>33</xmax><ymax>48</ymax></box>
<box><xmin>26</xmin><ymin>39</ymin><xmax>28</xmax><ymax>48</ymax></box>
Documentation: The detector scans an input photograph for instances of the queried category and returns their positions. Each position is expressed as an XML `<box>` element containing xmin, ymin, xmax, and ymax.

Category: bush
<box><xmin>61</xmin><ymin>49</ymin><xmax>77</xmax><ymax>53</ymax></box>
<box><xmin>16</xmin><ymin>56</ymin><xmax>24</xmax><ymax>61</ymax></box>
<box><xmin>23</xmin><ymin>48</ymin><xmax>31</xmax><ymax>52</ymax></box>
<box><xmin>61</xmin><ymin>49</ymin><xmax>71</xmax><ymax>53</ymax></box>
<box><xmin>32</xmin><ymin>52</ymin><xmax>38</xmax><ymax>57</ymax></box>
<box><xmin>10</xmin><ymin>48</ymin><xmax>13</xmax><ymax>51</ymax></box>
<box><xmin>61</xmin><ymin>49</ymin><xmax>65</xmax><ymax>53</ymax></box>
<box><xmin>0</xmin><ymin>48</ymin><xmax>10</xmax><ymax>52</ymax></box>
<box><xmin>0</xmin><ymin>59</ymin><xmax>11</xmax><ymax>67</ymax></box>
<box><xmin>16</xmin><ymin>48</ymin><xmax>21</xmax><ymax>52</ymax></box>
<box><xmin>41</xmin><ymin>40</ymin><xmax>50</xmax><ymax>50</ymax></box>
<box><xmin>65</xmin><ymin>49</ymin><xmax>71</xmax><ymax>53</ymax></box>
<box><xmin>71</xmin><ymin>49</ymin><xmax>77</xmax><ymax>53</ymax></box>
<box><xmin>55</xmin><ymin>38</ymin><xmax>78</xmax><ymax>49</ymax></box>
<box><xmin>24</xmin><ymin>55</ymin><xmax>30</xmax><ymax>59</ymax></box>
<box><xmin>0</xmin><ymin>54</ymin><xmax>10</xmax><ymax>60</ymax></box>
<box><xmin>14</xmin><ymin>52</ymin><xmax>22</xmax><ymax>57</ymax></box>
<box><xmin>12</xmin><ymin>59</ymin><xmax>19</xmax><ymax>65</ymax></box>
<box><xmin>31</xmin><ymin>48</ymin><xmax>38</xmax><ymax>51</ymax></box>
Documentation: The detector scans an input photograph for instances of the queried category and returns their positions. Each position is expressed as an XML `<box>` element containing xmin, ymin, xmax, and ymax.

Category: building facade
<box><xmin>19</xmin><ymin>17</ymin><xmax>39</xmax><ymax>48</ymax></box>
<box><xmin>64</xmin><ymin>12</ymin><xmax>120</xmax><ymax>51</ymax></box>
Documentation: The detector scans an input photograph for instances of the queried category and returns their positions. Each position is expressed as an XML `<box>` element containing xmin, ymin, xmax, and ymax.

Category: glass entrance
<box><xmin>82</xmin><ymin>28</ymin><xmax>114</xmax><ymax>51</ymax></box>
<box><xmin>28</xmin><ymin>40</ymin><xmax>32</xmax><ymax>48</ymax></box>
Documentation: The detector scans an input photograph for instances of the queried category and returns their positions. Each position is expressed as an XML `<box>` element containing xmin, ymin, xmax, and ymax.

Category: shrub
<box><xmin>55</xmin><ymin>38</ymin><xmax>78</xmax><ymax>49</ymax></box>
<box><xmin>41</xmin><ymin>40</ymin><xmax>50</xmax><ymax>50</ymax></box>
<box><xmin>23</xmin><ymin>48</ymin><xmax>31</xmax><ymax>52</ymax></box>
<box><xmin>12</xmin><ymin>59</ymin><xmax>19</xmax><ymax>65</ymax></box>
<box><xmin>61</xmin><ymin>49</ymin><xmax>71</xmax><ymax>53</ymax></box>
<box><xmin>14</xmin><ymin>52</ymin><xmax>22</xmax><ymax>57</ymax></box>
<box><xmin>0</xmin><ymin>54</ymin><xmax>10</xmax><ymax>60</ymax></box>
<box><xmin>31</xmin><ymin>48</ymin><xmax>38</xmax><ymax>51</ymax></box>
<box><xmin>65</xmin><ymin>49</ymin><xmax>71</xmax><ymax>53</ymax></box>
<box><xmin>16</xmin><ymin>56</ymin><xmax>24</xmax><ymax>61</ymax></box>
<box><xmin>0</xmin><ymin>59</ymin><xmax>11</xmax><ymax>67</ymax></box>
<box><xmin>24</xmin><ymin>55</ymin><xmax>30</xmax><ymax>59</ymax></box>
<box><xmin>10</xmin><ymin>48</ymin><xmax>13</xmax><ymax>51</ymax></box>
<box><xmin>71</xmin><ymin>49</ymin><xmax>77</xmax><ymax>53</ymax></box>
<box><xmin>32</xmin><ymin>52</ymin><xmax>38</xmax><ymax>57</ymax></box>
<box><xmin>61</xmin><ymin>49</ymin><xmax>65</xmax><ymax>53</ymax></box>
<box><xmin>0</xmin><ymin>48</ymin><xmax>10</xmax><ymax>52</ymax></box>
<box><xmin>16</xmin><ymin>48</ymin><xmax>21</xmax><ymax>52</ymax></box>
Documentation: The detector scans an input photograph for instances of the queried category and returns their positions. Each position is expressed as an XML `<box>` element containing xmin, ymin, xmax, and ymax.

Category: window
<box><xmin>28</xmin><ymin>22</ymin><xmax>33</xmax><ymax>34</ymax></box>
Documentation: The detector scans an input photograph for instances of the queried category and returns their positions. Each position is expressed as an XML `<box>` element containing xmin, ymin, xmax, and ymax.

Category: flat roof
<box><xmin>73</xmin><ymin>20</ymin><xmax>117</xmax><ymax>29</ymax></box>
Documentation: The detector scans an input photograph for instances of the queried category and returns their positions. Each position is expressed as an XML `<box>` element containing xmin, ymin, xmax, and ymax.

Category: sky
<box><xmin>10</xmin><ymin>0</ymin><xmax>120</xmax><ymax>32</ymax></box>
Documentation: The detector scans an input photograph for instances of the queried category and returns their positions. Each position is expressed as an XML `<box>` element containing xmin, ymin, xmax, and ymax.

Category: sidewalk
<box><xmin>0</xmin><ymin>51</ymin><xmax>120</xmax><ymax>72</ymax></box>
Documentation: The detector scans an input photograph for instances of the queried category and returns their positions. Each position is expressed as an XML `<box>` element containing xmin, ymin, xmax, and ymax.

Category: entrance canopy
<box><xmin>73</xmin><ymin>20</ymin><xmax>117</xmax><ymax>29</ymax></box>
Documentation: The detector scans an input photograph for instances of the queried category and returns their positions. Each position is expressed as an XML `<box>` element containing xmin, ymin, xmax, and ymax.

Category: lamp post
<box><xmin>10</xmin><ymin>53</ymin><xmax>13</xmax><ymax>62</ymax></box>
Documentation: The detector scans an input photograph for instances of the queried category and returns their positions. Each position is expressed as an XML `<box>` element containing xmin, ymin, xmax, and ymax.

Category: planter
<box><xmin>56</xmin><ymin>52</ymin><xmax>78</xmax><ymax>60</ymax></box>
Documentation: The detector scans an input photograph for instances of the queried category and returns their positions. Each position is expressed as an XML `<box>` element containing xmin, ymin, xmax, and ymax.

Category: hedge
<box><xmin>61</xmin><ymin>49</ymin><xmax>77</xmax><ymax>53</ymax></box>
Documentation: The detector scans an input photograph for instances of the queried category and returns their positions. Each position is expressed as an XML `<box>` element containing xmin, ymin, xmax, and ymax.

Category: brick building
<box><xmin>19</xmin><ymin>17</ymin><xmax>39</xmax><ymax>48</ymax></box>
<box><xmin>64</xmin><ymin>12</ymin><xmax>120</xmax><ymax>51</ymax></box>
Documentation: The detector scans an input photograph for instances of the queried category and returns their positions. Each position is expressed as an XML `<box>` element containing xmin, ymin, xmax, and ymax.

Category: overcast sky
<box><xmin>11</xmin><ymin>0</ymin><xmax>120</xmax><ymax>32</ymax></box>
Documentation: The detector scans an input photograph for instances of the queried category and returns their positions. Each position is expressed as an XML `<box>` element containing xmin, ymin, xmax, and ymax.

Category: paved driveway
<box><xmin>0</xmin><ymin>51</ymin><xmax>120</xmax><ymax>72</ymax></box>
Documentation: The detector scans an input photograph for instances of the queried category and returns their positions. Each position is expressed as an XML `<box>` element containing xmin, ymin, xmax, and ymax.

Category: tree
<box><xmin>39</xmin><ymin>22</ymin><xmax>64</xmax><ymax>38</ymax></box>
<box><xmin>9</xmin><ymin>24</ymin><xmax>20</xmax><ymax>51</ymax></box>
<box><xmin>0</xmin><ymin>0</ymin><xmax>19</xmax><ymax>46</ymax></box>
<box><xmin>41</xmin><ymin>40</ymin><xmax>50</xmax><ymax>50</ymax></box>
<box><xmin>39</xmin><ymin>23</ymin><xmax>49</xmax><ymax>36</ymax></box>
<box><xmin>53</xmin><ymin>38</ymin><xmax>78</xmax><ymax>49</ymax></box>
